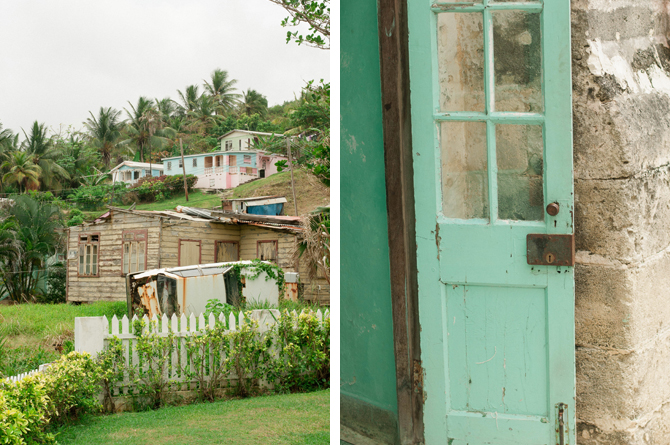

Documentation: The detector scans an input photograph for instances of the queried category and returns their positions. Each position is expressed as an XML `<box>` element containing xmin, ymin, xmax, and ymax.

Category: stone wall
<box><xmin>572</xmin><ymin>1</ymin><xmax>670</xmax><ymax>443</ymax></box>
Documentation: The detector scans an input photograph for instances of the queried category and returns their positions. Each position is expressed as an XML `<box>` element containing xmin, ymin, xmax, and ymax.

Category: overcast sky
<box><xmin>0</xmin><ymin>0</ymin><xmax>330</xmax><ymax>137</ymax></box>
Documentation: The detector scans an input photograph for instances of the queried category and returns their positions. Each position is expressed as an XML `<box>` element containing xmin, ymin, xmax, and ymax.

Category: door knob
<box><xmin>546</xmin><ymin>202</ymin><xmax>560</xmax><ymax>216</ymax></box>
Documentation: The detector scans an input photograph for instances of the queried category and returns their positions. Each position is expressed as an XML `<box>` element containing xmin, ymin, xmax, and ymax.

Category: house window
<box><xmin>229</xmin><ymin>156</ymin><xmax>237</xmax><ymax>166</ymax></box>
<box><xmin>78</xmin><ymin>234</ymin><xmax>100</xmax><ymax>277</ymax></box>
<box><xmin>243</xmin><ymin>155</ymin><xmax>251</xmax><ymax>164</ymax></box>
<box><xmin>257</xmin><ymin>240</ymin><xmax>278</xmax><ymax>264</ymax></box>
<box><xmin>205</xmin><ymin>157</ymin><xmax>213</xmax><ymax>168</ymax></box>
<box><xmin>122</xmin><ymin>230</ymin><xmax>147</xmax><ymax>275</ymax></box>
<box><xmin>167</xmin><ymin>162</ymin><xmax>172</xmax><ymax>171</ymax></box>
<box><xmin>209</xmin><ymin>179</ymin><xmax>215</xmax><ymax>187</ymax></box>
<box><xmin>216</xmin><ymin>241</ymin><xmax>239</xmax><ymax>262</ymax></box>
<box><xmin>178</xmin><ymin>160</ymin><xmax>183</xmax><ymax>168</ymax></box>
<box><xmin>193</xmin><ymin>159</ymin><xmax>197</xmax><ymax>167</ymax></box>
<box><xmin>238</xmin><ymin>140</ymin><xmax>242</xmax><ymax>149</ymax></box>
<box><xmin>225</xmin><ymin>140</ymin><xmax>232</xmax><ymax>150</ymax></box>
<box><xmin>133</xmin><ymin>170</ymin><xmax>140</xmax><ymax>180</ymax></box>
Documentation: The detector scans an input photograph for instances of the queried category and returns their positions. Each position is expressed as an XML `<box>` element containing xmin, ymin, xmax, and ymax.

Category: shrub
<box><xmin>0</xmin><ymin>377</ymin><xmax>54</xmax><ymax>445</ymax></box>
<box><xmin>129</xmin><ymin>175</ymin><xmax>197</xmax><ymax>203</ymax></box>
<box><xmin>266</xmin><ymin>310</ymin><xmax>330</xmax><ymax>393</ymax></box>
<box><xmin>66</xmin><ymin>209</ymin><xmax>85</xmax><ymax>227</ymax></box>
<box><xmin>41</xmin><ymin>352</ymin><xmax>102</xmax><ymax>424</ymax></box>
<box><xmin>68</xmin><ymin>184</ymin><xmax>127</xmax><ymax>210</ymax></box>
<box><xmin>38</xmin><ymin>264</ymin><xmax>66</xmax><ymax>304</ymax></box>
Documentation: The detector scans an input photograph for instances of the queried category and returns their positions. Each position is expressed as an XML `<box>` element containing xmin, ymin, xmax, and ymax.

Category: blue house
<box><xmin>162</xmin><ymin>149</ymin><xmax>286</xmax><ymax>190</ymax></box>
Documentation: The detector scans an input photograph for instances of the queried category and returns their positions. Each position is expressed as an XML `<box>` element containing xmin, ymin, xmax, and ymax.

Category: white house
<box><xmin>110</xmin><ymin>161</ymin><xmax>163</xmax><ymax>186</ymax></box>
<box><xmin>218</xmin><ymin>129</ymin><xmax>284</xmax><ymax>152</ymax></box>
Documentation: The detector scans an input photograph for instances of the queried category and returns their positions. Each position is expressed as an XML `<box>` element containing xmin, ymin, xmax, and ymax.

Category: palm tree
<box><xmin>123</xmin><ymin>97</ymin><xmax>174</xmax><ymax>163</ymax></box>
<box><xmin>240</xmin><ymin>89</ymin><xmax>268</xmax><ymax>117</ymax></box>
<box><xmin>1</xmin><ymin>195</ymin><xmax>63</xmax><ymax>302</ymax></box>
<box><xmin>203</xmin><ymin>69</ymin><xmax>240</xmax><ymax>115</ymax></box>
<box><xmin>176</xmin><ymin>85</ymin><xmax>201</xmax><ymax>114</ymax></box>
<box><xmin>22</xmin><ymin>121</ymin><xmax>70</xmax><ymax>190</ymax></box>
<box><xmin>1</xmin><ymin>151</ymin><xmax>42</xmax><ymax>193</ymax></box>
<box><xmin>84</xmin><ymin>107</ymin><xmax>123</xmax><ymax>169</ymax></box>
<box><xmin>123</xmin><ymin>97</ymin><xmax>155</xmax><ymax>162</ymax></box>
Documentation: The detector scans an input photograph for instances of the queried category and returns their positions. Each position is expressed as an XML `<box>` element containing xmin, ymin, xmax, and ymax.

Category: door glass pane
<box><xmin>437</xmin><ymin>13</ymin><xmax>485</xmax><ymax>112</ymax></box>
<box><xmin>496</xmin><ymin>124</ymin><xmax>544</xmax><ymax>221</ymax></box>
<box><xmin>92</xmin><ymin>245</ymin><xmax>98</xmax><ymax>275</ymax></box>
<box><xmin>493</xmin><ymin>11</ymin><xmax>543</xmax><ymax>112</ymax></box>
<box><xmin>440</xmin><ymin>121</ymin><xmax>488</xmax><ymax>219</ymax></box>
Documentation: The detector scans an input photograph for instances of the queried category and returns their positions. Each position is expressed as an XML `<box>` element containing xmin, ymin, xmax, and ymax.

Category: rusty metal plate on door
<box><xmin>527</xmin><ymin>234</ymin><xmax>575</xmax><ymax>266</ymax></box>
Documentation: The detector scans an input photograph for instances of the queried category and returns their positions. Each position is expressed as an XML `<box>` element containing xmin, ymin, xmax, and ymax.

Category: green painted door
<box><xmin>408</xmin><ymin>1</ymin><xmax>575</xmax><ymax>444</ymax></box>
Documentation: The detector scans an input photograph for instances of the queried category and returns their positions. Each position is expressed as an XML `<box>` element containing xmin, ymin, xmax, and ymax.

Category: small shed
<box><xmin>221</xmin><ymin>196</ymin><xmax>287</xmax><ymax>215</ymax></box>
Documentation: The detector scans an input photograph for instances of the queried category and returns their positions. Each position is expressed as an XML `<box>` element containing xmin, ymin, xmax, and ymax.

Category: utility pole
<box><xmin>287</xmin><ymin>138</ymin><xmax>298</xmax><ymax>216</ymax></box>
<box><xmin>180</xmin><ymin>138</ymin><xmax>188</xmax><ymax>202</ymax></box>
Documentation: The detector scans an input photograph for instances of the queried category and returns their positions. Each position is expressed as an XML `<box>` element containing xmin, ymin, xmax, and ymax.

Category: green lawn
<box><xmin>0</xmin><ymin>302</ymin><xmax>126</xmax><ymax>347</ymax></box>
<box><xmin>55</xmin><ymin>390</ymin><xmax>330</xmax><ymax>445</ymax></box>
<box><xmin>82</xmin><ymin>189</ymin><xmax>222</xmax><ymax>220</ymax></box>
<box><xmin>0</xmin><ymin>302</ymin><xmax>126</xmax><ymax>377</ymax></box>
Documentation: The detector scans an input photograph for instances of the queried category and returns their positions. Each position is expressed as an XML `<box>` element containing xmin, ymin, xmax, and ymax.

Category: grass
<box><xmin>0</xmin><ymin>301</ymin><xmax>126</xmax><ymax>349</ymax></box>
<box><xmin>80</xmin><ymin>169</ymin><xmax>329</xmax><ymax>220</ymax></box>
<box><xmin>81</xmin><ymin>189</ymin><xmax>222</xmax><ymax>220</ymax></box>
<box><xmin>55</xmin><ymin>389</ymin><xmax>330</xmax><ymax>445</ymax></box>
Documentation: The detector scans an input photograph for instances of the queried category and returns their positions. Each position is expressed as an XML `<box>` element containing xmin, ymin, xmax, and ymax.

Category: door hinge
<box><xmin>556</xmin><ymin>403</ymin><xmax>569</xmax><ymax>445</ymax></box>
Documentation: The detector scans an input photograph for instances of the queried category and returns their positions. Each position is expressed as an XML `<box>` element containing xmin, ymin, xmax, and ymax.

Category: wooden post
<box><xmin>180</xmin><ymin>138</ymin><xmax>188</xmax><ymax>202</ymax></box>
<box><xmin>377</xmin><ymin>0</ymin><xmax>424</xmax><ymax>443</ymax></box>
<box><xmin>286</xmin><ymin>138</ymin><xmax>298</xmax><ymax>216</ymax></box>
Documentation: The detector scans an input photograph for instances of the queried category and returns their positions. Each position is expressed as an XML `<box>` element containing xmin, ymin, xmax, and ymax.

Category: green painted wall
<box><xmin>340</xmin><ymin>0</ymin><xmax>398</xmax><ymax>414</ymax></box>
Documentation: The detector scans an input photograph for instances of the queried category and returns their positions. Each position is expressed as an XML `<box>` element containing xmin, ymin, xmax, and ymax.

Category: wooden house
<box><xmin>66</xmin><ymin>207</ymin><xmax>329</xmax><ymax>305</ymax></box>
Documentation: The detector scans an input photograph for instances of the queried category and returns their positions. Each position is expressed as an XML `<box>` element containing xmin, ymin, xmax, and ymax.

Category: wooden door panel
<box><xmin>179</xmin><ymin>240</ymin><xmax>201</xmax><ymax>267</ymax></box>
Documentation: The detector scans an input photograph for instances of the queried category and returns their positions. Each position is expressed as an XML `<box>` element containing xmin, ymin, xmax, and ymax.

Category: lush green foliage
<box><xmin>129</xmin><ymin>174</ymin><xmax>197</xmax><ymax>203</ymax></box>
<box><xmin>267</xmin><ymin>310</ymin><xmax>330</xmax><ymax>393</ymax></box>
<box><xmin>0</xmin><ymin>352</ymin><xmax>102</xmax><ymax>444</ymax></box>
<box><xmin>66</xmin><ymin>183</ymin><xmax>128</xmax><ymax>210</ymax></box>
<box><xmin>0</xmin><ymin>196</ymin><xmax>64</xmax><ymax>303</ymax></box>
<box><xmin>40</xmin><ymin>264</ymin><xmax>67</xmax><ymax>304</ymax></box>
<box><xmin>269</xmin><ymin>0</ymin><xmax>330</xmax><ymax>49</ymax></box>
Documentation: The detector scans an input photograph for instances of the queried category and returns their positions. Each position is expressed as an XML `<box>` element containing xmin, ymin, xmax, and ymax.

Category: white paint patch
<box><xmin>586</xmin><ymin>38</ymin><xmax>670</xmax><ymax>97</ymax></box>
<box><xmin>586</xmin><ymin>0</ymin><xmax>664</xmax><ymax>13</ymax></box>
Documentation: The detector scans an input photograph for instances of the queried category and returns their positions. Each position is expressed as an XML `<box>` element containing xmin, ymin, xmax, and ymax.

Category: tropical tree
<box><xmin>123</xmin><ymin>97</ymin><xmax>175</xmax><ymax>163</ymax></box>
<box><xmin>55</xmin><ymin>134</ymin><xmax>102</xmax><ymax>188</ymax></box>
<box><xmin>203</xmin><ymin>68</ymin><xmax>240</xmax><ymax>115</ymax></box>
<box><xmin>0</xmin><ymin>195</ymin><xmax>63</xmax><ymax>303</ymax></box>
<box><xmin>1</xmin><ymin>151</ymin><xmax>42</xmax><ymax>193</ymax></box>
<box><xmin>175</xmin><ymin>85</ymin><xmax>201</xmax><ymax>114</ymax></box>
<box><xmin>267</xmin><ymin>0</ymin><xmax>330</xmax><ymax>49</ymax></box>
<box><xmin>22</xmin><ymin>121</ymin><xmax>70</xmax><ymax>190</ymax></box>
<box><xmin>84</xmin><ymin>107</ymin><xmax>124</xmax><ymax>168</ymax></box>
<box><xmin>240</xmin><ymin>89</ymin><xmax>268</xmax><ymax>117</ymax></box>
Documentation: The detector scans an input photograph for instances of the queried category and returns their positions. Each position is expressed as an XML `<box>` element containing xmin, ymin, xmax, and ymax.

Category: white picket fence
<box><xmin>3</xmin><ymin>363</ymin><xmax>51</xmax><ymax>384</ymax></box>
<box><xmin>74</xmin><ymin>309</ymin><xmax>329</xmax><ymax>396</ymax></box>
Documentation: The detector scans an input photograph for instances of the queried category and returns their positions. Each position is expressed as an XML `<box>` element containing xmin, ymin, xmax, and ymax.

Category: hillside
<box><xmin>80</xmin><ymin>170</ymin><xmax>328</xmax><ymax>220</ymax></box>
<box><xmin>226</xmin><ymin>169</ymin><xmax>329</xmax><ymax>216</ymax></box>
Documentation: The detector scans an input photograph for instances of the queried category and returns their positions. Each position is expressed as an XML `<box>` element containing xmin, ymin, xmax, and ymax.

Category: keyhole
<box><xmin>545</xmin><ymin>253</ymin><xmax>556</xmax><ymax>264</ymax></box>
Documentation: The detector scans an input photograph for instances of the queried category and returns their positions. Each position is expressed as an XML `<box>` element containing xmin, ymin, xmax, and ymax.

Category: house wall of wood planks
<box><xmin>66</xmin><ymin>210</ymin><xmax>329</xmax><ymax>304</ymax></box>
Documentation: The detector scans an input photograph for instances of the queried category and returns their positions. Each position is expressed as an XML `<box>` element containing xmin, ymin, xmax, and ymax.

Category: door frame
<box><xmin>376</xmin><ymin>0</ymin><xmax>424</xmax><ymax>443</ymax></box>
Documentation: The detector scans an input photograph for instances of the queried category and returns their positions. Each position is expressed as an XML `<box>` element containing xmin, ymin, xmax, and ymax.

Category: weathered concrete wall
<box><xmin>572</xmin><ymin>1</ymin><xmax>670</xmax><ymax>443</ymax></box>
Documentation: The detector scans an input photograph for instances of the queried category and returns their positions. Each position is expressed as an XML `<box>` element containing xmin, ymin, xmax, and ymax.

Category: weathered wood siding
<box><xmin>298</xmin><ymin>259</ymin><xmax>330</xmax><ymax>305</ymax></box>
<box><xmin>160</xmin><ymin>220</ymin><xmax>240</xmax><ymax>268</ymax></box>
<box><xmin>67</xmin><ymin>211</ymin><xmax>161</xmax><ymax>302</ymax></box>
<box><xmin>239</xmin><ymin>226</ymin><xmax>296</xmax><ymax>271</ymax></box>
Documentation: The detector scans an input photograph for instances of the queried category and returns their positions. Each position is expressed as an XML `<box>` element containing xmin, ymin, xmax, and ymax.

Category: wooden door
<box><xmin>257</xmin><ymin>241</ymin><xmax>277</xmax><ymax>263</ymax></box>
<box><xmin>408</xmin><ymin>1</ymin><xmax>575</xmax><ymax>444</ymax></box>
<box><xmin>179</xmin><ymin>240</ymin><xmax>201</xmax><ymax>267</ymax></box>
